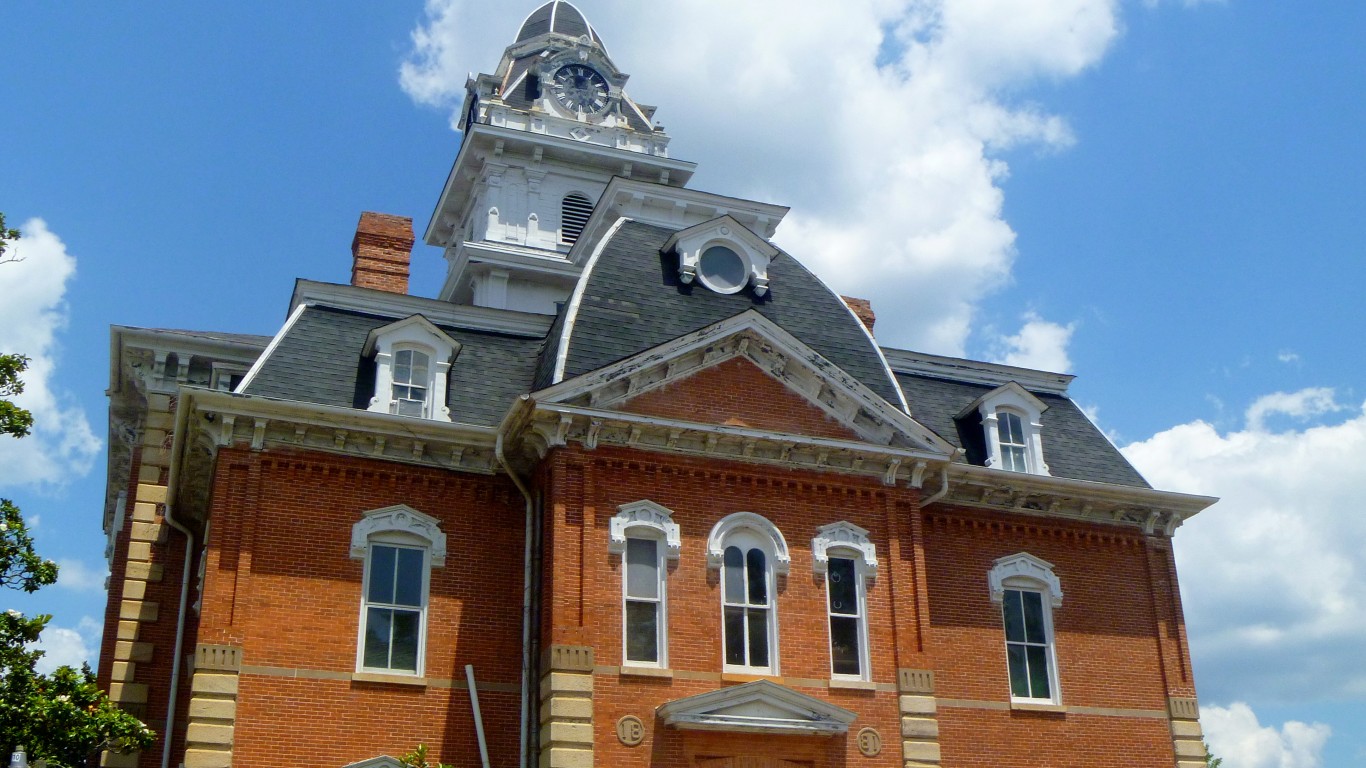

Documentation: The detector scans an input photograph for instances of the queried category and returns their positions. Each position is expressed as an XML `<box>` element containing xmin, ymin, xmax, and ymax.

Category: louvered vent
<box><xmin>560</xmin><ymin>193</ymin><xmax>594</xmax><ymax>245</ymax></box>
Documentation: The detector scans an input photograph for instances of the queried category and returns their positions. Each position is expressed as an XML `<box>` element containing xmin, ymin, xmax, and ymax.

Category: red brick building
<box><xmin>98</xmin><ymin>3</ymin><xmax>1215</xmax><ymax>767</ymax></box>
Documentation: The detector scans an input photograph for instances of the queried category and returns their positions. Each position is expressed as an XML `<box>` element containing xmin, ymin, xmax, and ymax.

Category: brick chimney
<box><xmin>841</xmin><ymin>296</ymin><xmax>876</xmax><ymax>335</ymax></box>
<box><xmin>351</xmin><ymin>212</ymin><xmax>414</xmax><ymax>294</ymax></box>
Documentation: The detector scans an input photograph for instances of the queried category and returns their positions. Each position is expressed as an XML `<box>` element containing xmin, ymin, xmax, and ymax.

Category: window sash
<box><xmin>390</xmin><ymin>349</ymin><xmax>431</xmax><ymax>417</ymax></box>
<box><xmin>360</xmin><ymin>543</ymin><xmax>427</xmax><ymax>675</ymax></box>
<box><xmin>997</xmin><ymin>411</ymin><xmax>1030</xmax><ymax>472</ymax></box>
<box><xmin>623</xmin><ymin>537</ymin><xmax>665</xmax><ymax>665</ymax></box>
<box><xmin>722</xmin><ymin>545</ymin><xmax>774</xmax><ymax>671</ymax></box>
<box><xmin>1001</xmin><ymin>588</ymin><xmax>1055</xmax><ymax>700</ymax></box>
<box><xmin>825</xmin><ymin>556</ymin><xmax>867</xmax><ymax>679</ymax></box>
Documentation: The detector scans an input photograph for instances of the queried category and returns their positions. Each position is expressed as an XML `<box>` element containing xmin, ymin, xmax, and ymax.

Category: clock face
<box><xmin>551</xmin><ymin>64</ymin><xmax>609</xmax><ymax>114</ymax></box>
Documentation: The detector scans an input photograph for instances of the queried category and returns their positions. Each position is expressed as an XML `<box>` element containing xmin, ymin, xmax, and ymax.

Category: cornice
<box><xmin>931</xmin><ymin>463</ymin><xmax>1216</xmax><ymax>537</ymax></box>
<box><xmin>289</xmin><ymin>280</ymin><xmax>554</xmax><ymax>338</ymax></box>
<box><xmin>882</xmin><ymin>348</ymin><xmax>1074</xmax><ymax>395</ymax></box>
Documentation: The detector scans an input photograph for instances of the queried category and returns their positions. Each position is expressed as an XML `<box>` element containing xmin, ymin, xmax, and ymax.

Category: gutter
<box><xmin>494</xmin><ymin>395</ymin><xmax>538</xmax><ymax>768</ymax></box>
<box><xmin>159</xmin><ymin>388</ymin><xmax>198</xmax><ymax>768</ymax></box>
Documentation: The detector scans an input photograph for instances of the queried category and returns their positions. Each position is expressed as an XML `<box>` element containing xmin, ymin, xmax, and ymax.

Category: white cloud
<box><xmin>399</xmin><ymin>0</ymin><xmax>1128</xmax><ymax>354</ymax></box>
<box><xmin>990</xmin><ymin>312</ymin><xmax>1075</xmax><ymax>372</ymax></box>
<box><xmin>55</xmin><ymin>558</ymin><xmax>109</xmax><ymax>593</ymax></box>
<box><xmin>1122</xmin><ymin>390</ymin><xmax>1366</xmax><ymax>702</ymax></box>
<box><xmin>0</xmin><ymin>218</ymin><xmax>101</xmax><ymax>488</ymax></box>
<box><xmin>1278</xmin><ymin>350</ymin><xmax>1301</xmax><ymax>365</ymax></box>
<box><xmin>1202</xmin><ymin>702</ymin><xmax>1330</xmax><ymax>768</ymax></box>
<box><xmin>1245</xmin><ymin>387</ymin><xmax>1343</xmax><ymax>432</ymax></box>
<box><xmin>32</xmin><ymin>615</ymin><xmax>102</xmax><ymax>674</ymax></box>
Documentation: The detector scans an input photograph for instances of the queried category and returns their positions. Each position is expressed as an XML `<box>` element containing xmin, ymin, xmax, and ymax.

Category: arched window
<box><xmin>996</xmin><ymin>409</ymin><xmax>1029</xmax><ymax>472</ymax></box>
<box><xmin>988</xmin><ymin>552</ymin><xmax>1063</xmax><ymax>704</ymax></box>
<box><xmin>559</xmin><ymin>192</ymin><xmax>594</xmax><ymax>245</ymax></box>
<box><xmin>350</xmin><ymin>505</ymin><xmax>447</xmax><ymax>677</ymax></box>
<box><xmin>707</xmin><ymin>513</ymin><xmax>789</xmax><ymax>674</ymax></box>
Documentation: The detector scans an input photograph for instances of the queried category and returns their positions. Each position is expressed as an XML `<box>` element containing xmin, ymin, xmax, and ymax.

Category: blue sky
<box><xmin>2</xmin><ymin>2</ymin><xmax>1363</xmax><ymax>764</ymax></box>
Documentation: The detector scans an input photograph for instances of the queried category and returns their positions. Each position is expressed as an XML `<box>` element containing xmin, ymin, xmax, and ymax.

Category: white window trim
<box><xmin>813</xmin><ymin>522</ymin><xmax>876</xmax><ymax>681</ymax></box>
<box><xmin>609</xmin><ymin>500</ymin><xmax>680</xmax><ymax>669</ymax></box>
<box><xmin>363</xmin><ymin>315</ymin><xmax>462</xmax><ymax>423</ymax></box>
<box><xmin>964</xmin><ymin>382</ymin><xmax>1050</xmax><ymax>476</ymax></box>
<box><xmin>988</xmin><ymin>552</ymin><xmax>1063</xmax><ymax>704</ymax></box>
<box><xmin>708</xmin><ymin>512</ymin><xmax>788</xmax><ymax>675</ymax></box>
<box><xmin>350</xmin><ymin>505</ymin><xmax>446</xmax><ymax>677</ymax></box>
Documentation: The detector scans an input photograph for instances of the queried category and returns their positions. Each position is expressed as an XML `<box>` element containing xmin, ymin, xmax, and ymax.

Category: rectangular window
<box><xmin>826</xmin><ymin>556</ymin><xmax>866</xmax><ymax>678</ymax></box>
<box><xmin>361</xmin><ymin>544</ymin><xmax>426</xmax><ymax>674</ymax></box>
<box><xmin>391</xmin><ymin>349</ymin><xmax>430</xmax><ymax>418</ymax></box>
<box><xmin>997</xmin><ymin>411</ymin><xmax>1029</xmax><ymax>472</ymax></box>
<box><xmin>623</xmin><ymin>537</ymin><xmax>664</xmax><ymax>664</ymax></box>
<box><xmin>1001</xmin><ymin>587</ymin><xmax>1054</xmax><ymax>700</ymax></box>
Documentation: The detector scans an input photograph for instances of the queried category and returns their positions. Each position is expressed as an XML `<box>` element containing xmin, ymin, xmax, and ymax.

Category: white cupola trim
<box><xmin>663</xmin><ymin>215</ymin><xmax>781</xmax><ymax>297</ymax></box>
<box><xmin>364</xmin><ymin>314</ymin><xmax>462</xmax><ymax>422</ymax></box>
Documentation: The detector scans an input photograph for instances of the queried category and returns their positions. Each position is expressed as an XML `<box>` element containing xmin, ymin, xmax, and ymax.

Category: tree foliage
<box><xmin>1</xmin><ymin>216</ymin><xmax>155</xmax><ymax>764</ymax></box>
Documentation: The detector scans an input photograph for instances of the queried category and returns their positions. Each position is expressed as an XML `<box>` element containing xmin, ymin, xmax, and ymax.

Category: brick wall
<box><xmin>617</xmin><ymin>357</ymin><xmax>861</xmax><ymax>440</ymax></box>
<box><xmin>195</xmin><ymin>446</ymin><xmax>526</xmax><ymax>767</ymax></box>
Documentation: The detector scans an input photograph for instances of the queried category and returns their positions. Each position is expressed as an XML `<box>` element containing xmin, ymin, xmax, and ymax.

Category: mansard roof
<box><xmin>240</xmin><ymin>303</ymin><xmax>543</xmax><ymax>428</ymax></box>
<box><xmin>888</xmin><ymin>355</ymin><xmax>1150</xmax><ymax>488</ymax></box>
<box><xmin>538</xmin><ymin>220</ymin><xmax>906</xmax><ymax>409</ymax></box>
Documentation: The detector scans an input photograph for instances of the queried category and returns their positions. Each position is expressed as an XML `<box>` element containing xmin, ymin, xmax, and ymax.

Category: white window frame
<box><xmin>988</xmin><ymin>552</ymin><xmax>1063</xmax><ymax>704</ymax></box>
<box><xmin>707</xmin><ymin>512</ymin><xmax>789</xmax><ymax>675</ymax></box>
<box><xmin>363</xmin><ymin>315</ymin><xmax>461</xmax><ymax>422</ymax></box>
<box><xmin>812</xmin><ymin>522</ymin><xmax>877</xmax><ymax>681</ymax></box>
<box><xmin>608</xmin><ymin>500</ymin><xmax>681</xmax><ymax>669</ymax></box>
<box><xmin>963</xmin><ymin>382</ymin><xmax>1050</xmax><ymax>476</ymax></box>
<box><xmin>350</xmin><ymin>505</ymin><xmax>447</xmax><ymax>678</ymax></box>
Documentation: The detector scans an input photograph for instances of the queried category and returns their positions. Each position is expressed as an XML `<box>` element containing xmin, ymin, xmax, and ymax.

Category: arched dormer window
<box><xmin>349</xmin><ymin>505</ymin><xmax>447</xmax><ymax>678</ymax></box>
<box><xmin>812</xmin><ymin>522</ymin><xmax>877</xmax><ymax>681</ymax></box>
<box><xmin>364</xmin><ymin>315</ymin><xmax>461</xmax><ymax>422</ymax></box>
<box><xmin>608</xmin><ymin>500</ymin><xmax>681</xmax><ymax>668</ymax></box>
<box><xmin>707</xmin><ymin>513</ymin><xmax>789</xmax><ymax>674</ymax></box>
<box><xmin>560</xmin><ymin>192</ymin><xmax>593</xmax><ymax>245</ymax></box>
<box><xmin>959</xmin><ymin>382</ymin><xmax>1050</xmax><ymax>475</ymax></box>
<box><xmin>988</xmin><ymin>552</ymin><xmax>1063</xmax><ymax>704</ymax></box>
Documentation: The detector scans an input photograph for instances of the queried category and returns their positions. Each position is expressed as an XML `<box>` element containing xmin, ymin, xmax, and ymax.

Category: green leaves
<box><xmin>0</xmin><ymin>354</ymin><xmax>34</xmax><ymax>439</ymax></box>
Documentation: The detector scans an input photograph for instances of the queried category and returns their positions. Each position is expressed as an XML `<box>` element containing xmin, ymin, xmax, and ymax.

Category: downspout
<box><xmin>160</xmin><ymin>390</ymin><xmax>198</xmax><ymax>768</ymax></box>
<box><xmin>920</xmin><ymin>465</ymin><xmax>952</xmax><ymax>507</ymax></box>
<box><xmin>495</xmin><ymin>395</ymin><xmax>537</xmax><ymax>768</ymax></box>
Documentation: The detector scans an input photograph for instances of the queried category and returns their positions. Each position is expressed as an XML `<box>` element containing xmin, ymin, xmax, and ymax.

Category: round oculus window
<box><xmin>697</xmin><ymin>246</ymin><xmax>748</xmax><ymax>294</ymax></box>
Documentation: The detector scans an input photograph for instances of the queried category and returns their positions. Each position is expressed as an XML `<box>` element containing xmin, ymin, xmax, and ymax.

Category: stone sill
<box><xmin>620</xmin><ymin>665</ymin><xmax>674</xmax><ymax>679</ymax></box>
<box><xmin>721</xmin><ymin>672</ymin><xmax>784</xmax><ymax>684</ymax></box>
<box><xmin>352</xmin><ymin>671</ymin><xmax>428</xmax><ymax>687</ymax></box>
<box><xmin>828</xmin><ymin>678</ymin><xmax>878</xmax><ymax>691</ymax></box>
<box><xmin>1010</xmin><ymin>700</ymin><xmax>1066</xmax><ymax>713</ymax></box>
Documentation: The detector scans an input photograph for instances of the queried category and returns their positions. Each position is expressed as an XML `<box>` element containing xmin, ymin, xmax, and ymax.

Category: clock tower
<box><xmin>425</xmin><ymin>0</ymin><xmax>697</xmax><ymax>313</ymax></box>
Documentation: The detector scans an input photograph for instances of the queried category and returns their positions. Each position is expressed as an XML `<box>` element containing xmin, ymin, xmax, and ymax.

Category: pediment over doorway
<box><xmin>656</xmin><ymin>680</ymin><xmax>856</xmax><ymax>736</ymax></box>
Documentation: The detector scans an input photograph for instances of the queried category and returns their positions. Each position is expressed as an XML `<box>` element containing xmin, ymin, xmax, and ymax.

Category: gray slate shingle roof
<box><xmin>242</xmin><ymin>306</ymin><xmax>542</xmax><ymax>427</ymax></box>
<box><xmin>550</xmin><ymin>220</ymin><xmax>904</xmax><ymax>406</ymax></box>
<box><xmin>893</xmin><ymin>370</ymin><xmax>1150</xmax><ymax>488</ymax></box>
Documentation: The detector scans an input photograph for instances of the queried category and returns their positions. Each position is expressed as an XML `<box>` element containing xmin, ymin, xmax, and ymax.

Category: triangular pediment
<box><xmin>617</xmin><ymin>356</ymin><xmax>863</xmax><ymax>441</ymax></box>
<box><xmin>657</xmin><ymin>680</ymin><xmax>856</xmax><ymax>736</ymax></box>
<box><xmin>534</xmin><ymin>310</ymin><xmax>954</xmax><ymax>455</ymax></box>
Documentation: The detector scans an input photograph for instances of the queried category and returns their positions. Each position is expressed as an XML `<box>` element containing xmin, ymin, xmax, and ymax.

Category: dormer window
<box><xmin>364</xmin><ymin>315</ymin><xmax>462</xmax><ymax>423</ymax></box>
<box><xmin>960</xmin><ymin>382</ymin><xmax>1050</xmax><ymax>476</ymax></box>
<box><xmin>665</xmin><ymin>216</ymin><xmax>780</xmax><ymax>297</ymax></box>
